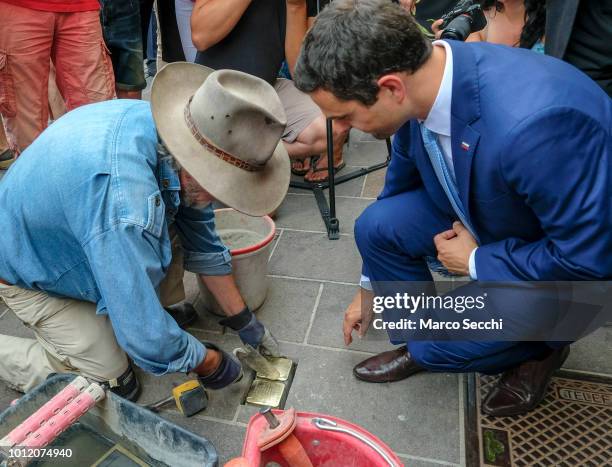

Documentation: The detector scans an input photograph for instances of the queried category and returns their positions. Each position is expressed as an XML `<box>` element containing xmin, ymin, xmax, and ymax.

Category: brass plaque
<box><xmin>257</xmin><ymin>357</ymin><xmax>293</xmax><ymax>382</ymax></box>
<box><xmin>246</xmin><ymin>379</ymin><xmax>286</xmax><ymax>407</ymax></box>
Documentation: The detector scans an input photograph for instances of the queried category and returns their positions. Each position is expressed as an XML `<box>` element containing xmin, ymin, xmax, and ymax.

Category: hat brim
<box><xmin>150</xmin><ymin>62</ymin><xmax>290</xmax><ymax>217</ymax></box>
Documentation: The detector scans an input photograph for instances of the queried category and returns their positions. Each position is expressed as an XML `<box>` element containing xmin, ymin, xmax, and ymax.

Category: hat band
<box><xmin>184</xmin><ymin>98</ymin><xmax>264</xmax><ymax>172</ymax></box>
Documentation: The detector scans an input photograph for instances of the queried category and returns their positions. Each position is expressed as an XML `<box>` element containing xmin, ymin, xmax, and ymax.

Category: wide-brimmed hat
<box><xmin>151</xmin><ymin>63</ymin><xmax>290</xmax><ymax>217</ymax></box>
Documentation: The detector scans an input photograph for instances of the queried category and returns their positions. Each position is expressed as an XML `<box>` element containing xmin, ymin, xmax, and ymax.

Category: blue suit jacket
<box><xmin>382</xmin><ymin>41</ymin><xmax>612</xmax><ymax>281</ymax></box>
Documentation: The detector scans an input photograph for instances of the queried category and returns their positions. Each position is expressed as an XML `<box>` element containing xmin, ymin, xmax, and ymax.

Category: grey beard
<box><xmin>181</xmin><ymin>193</ymin><xmax>210</xmax><ymax>210</ymax></box>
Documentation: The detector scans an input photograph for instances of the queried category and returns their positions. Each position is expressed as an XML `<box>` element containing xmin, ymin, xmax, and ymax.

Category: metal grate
<box><xmin>466</xmin><ymin>371</ymin><xmax>612</xmax><ymax>467</ymax></box>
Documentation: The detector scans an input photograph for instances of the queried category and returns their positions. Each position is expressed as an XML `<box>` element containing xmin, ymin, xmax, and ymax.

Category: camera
<box><xmin>439</xmin><ymin>0</ymin><xmax>487</xmax><ymax>41</ymax></box>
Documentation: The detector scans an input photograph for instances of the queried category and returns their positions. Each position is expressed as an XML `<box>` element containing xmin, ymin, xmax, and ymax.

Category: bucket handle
<box><xmin>312</xmin><ymin>418</ymin><xmax>400</xmax><ymax>467</ymax></box>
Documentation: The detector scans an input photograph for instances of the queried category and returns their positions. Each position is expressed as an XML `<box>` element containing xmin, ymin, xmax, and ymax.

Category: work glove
<box><xmin>197</xmin><ymin>341</ymin><xmax>243</xmax><ymax>390</ymax></box>
<box><xmin>219</xmin><ymin>307</ymin><xmax>281</xmax><ymax>357</ymax></box>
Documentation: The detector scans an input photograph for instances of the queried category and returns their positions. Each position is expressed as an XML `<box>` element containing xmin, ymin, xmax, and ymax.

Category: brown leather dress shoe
<box><xmin>353</xmin><ymin>347</ymin><xmax>425</xmax><ymax>383</ymax></box>
<box><xmin>481</xmin><ymin>346</ymin><xmax>570</xmax><ymax>417</ymax></box>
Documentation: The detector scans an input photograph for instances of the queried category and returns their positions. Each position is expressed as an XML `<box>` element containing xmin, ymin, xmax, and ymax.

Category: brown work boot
<box><xmin>481</xmin><ymin>346</ymin><xmax>570</xmax><ymax>417</ymax></box>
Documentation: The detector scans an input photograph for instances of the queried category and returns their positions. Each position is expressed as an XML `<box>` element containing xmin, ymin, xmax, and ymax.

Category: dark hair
<box><xmin>294</xmin><ymin>0</ymin><xmax>432</xmax><ymax>106</ymax></box>
<box><xmin>479</xmin><ymin>0</ymin><xmax>546</xmax><ymax>48</ymax></box>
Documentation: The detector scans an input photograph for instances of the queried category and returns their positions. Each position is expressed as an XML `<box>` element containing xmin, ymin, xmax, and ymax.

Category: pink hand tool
<box><xmin>0</xmin><ymin>376</ymin><xmax>89</xmax><ymax>448</ymax></box>
<box><xmin>19</xmin><ymin>383</ymin><xmax>106</xmax><ymax>449</ymax></box>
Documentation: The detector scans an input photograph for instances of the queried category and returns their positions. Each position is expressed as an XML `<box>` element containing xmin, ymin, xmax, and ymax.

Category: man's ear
<box><xmin>377</xmin><ymin>74</ymin><xmax>406</xmax><ymax>102</ymax></box>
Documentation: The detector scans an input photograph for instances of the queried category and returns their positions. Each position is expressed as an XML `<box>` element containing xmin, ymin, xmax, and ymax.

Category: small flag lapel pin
<box><xmin>461</xmin><ymin>142</ymin><xmax>470</xmax><ymax>151</ymax></box>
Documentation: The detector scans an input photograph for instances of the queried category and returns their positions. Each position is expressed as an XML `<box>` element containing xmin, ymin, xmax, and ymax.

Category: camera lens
<box><xmin>440</xmin><ymin>15</ymin><xmax>473</xmax><ymax>41</ymax></box>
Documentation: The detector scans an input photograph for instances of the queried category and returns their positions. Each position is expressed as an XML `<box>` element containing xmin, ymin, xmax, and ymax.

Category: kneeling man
<box><xmin>0</xmin><ymin>64</ymin><xmax>289</xmax><ymax>400</ymax></box>
<box><xmin>294</xmin><ymin>0</ymin><xmax>612</xmax><ymax>415</ymax></box>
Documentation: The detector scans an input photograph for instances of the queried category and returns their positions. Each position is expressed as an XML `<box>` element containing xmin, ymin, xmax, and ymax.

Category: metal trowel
<box><xmin>233</xmin><ymin>345</ymin><xmax>281</xmax><ymax>380</ymax></box>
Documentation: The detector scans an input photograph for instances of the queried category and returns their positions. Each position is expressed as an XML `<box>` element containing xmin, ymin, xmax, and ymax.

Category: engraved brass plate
<box><xmin>246</xmin><ymin>379</ymin><xmax>286</xmax><ymax>407</ymax></box>
<box><xmin>257</xmin><ymin>357</ymin><xmax>293</xmax><ymax>382</ymax></box>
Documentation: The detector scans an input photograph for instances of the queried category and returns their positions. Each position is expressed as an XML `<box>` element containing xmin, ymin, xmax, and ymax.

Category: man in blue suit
<box><xmin>294</xmin><ymin>0</ymin><xmax>612</xmax><ymax>416</ymax></box>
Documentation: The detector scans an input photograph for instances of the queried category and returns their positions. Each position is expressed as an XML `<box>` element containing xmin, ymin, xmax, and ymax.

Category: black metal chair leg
<box><xmin>326</xmin><ymin>118</ymin><xmax>339</xmax><ymax>239</ymax></box>
<box><xmin>287</xmin><ymin>127</ymin><xmax>391</xmax><ymax>240</ymax></box>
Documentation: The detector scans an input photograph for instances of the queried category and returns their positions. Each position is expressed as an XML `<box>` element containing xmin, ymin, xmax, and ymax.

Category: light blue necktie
<box><xmin>420</xmin><ymin>124</ymin><xmax>480</xmax><ymax>243</ymax></box>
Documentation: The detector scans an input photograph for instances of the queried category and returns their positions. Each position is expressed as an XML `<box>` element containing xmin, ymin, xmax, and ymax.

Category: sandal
<box><xmin>304</xmin><ymin>156</ymin><xmax>346</xmax><ymax>183</ymax></box>
<box><xmin>291</xmin><ymin>156</ymin><xmax>313</xmax><ymax>176</ymax></box>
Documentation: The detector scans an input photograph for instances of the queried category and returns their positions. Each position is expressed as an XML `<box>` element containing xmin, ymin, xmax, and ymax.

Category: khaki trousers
<box><xmin>0</xmin><ymin>229</ymin><xmax>186</xmax><ymax>392</ymax></box>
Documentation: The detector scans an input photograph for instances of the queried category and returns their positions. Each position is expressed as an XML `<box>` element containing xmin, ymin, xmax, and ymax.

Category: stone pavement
<box><xmin>1</xmin><ymin>130</ymin><xmax>611</xmax><ymax>466</ymax></box>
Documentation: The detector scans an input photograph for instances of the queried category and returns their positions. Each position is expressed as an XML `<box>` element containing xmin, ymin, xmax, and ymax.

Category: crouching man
<box><xmin>0</xmin><ymin>63</ymin><xmax>290</xmax><ymax>400</ymax></box>
<box><xmin>294</xmin><ymin>0</ymin><xmax>611</xmax><ymax>416</ymax></box>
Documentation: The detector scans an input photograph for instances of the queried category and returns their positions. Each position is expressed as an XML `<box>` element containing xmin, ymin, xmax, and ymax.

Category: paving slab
<box><xmin>0</xmin><ymin>307</ymin><xmax>34</xmax><ymax>339</ymax></box>
<box><xmin>274</xmin><ymin>193</ymin><xmax>373</xmax><ymax>235</ymax></box>
<box><xmin>344</xmin><ymin>139</ymin><xmax>390</xmax><ymax>167</ymax></box>
<box><xmin>564</xmin><ymin>326</ymin><xmax>612</xmax><ymax>374</ymax></box>
<box><xmin>162</xmin><ymin>412</ymin><xmax>246</xmax><ymax>465</ymax></box>
<box><xmin>307</xmin><ymin>282</ymin><xmax>393</xmax><ymax>354</ymax></box>
<box><xmin>269</xmin><ymin>230</ymin><xmax>362</xmax><ymax>284</ymax></box>
<box><xmin>188</xmin><ymin>277</ymin><xmax>321</xmax><ymax>344</ymax></box>
<box><xmin>350</xmin><ymin>128</ymin><xmax>380</xmax><ymax>143</ymax></box>
<box><xmin>362</xmin><ymin>167</ymin><xmax>387</xmax><ymax>198</ymax></box>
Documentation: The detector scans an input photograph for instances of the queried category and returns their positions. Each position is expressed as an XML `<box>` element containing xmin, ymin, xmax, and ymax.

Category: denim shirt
<box><xmin>0</xmin><ymin>100</ymin><xmax>232</xmax><ymax>375</ymax></box>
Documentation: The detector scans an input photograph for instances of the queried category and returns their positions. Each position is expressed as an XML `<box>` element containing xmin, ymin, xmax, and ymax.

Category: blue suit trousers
<box><xmin>354</xmin><ymin>187</ymin><xmax>553</xmax><ymax>374</ymax></box>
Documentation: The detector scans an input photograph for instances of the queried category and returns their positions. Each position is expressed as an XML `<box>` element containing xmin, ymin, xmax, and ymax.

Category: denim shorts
<box><xmin>100</xmin><ymin>0</ymin><xmax>146</xmax><ymax>91</ymax></box>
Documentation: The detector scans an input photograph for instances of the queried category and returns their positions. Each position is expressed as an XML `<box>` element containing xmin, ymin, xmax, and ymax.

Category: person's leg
<box><xmin>174</xmin><ymin>0</ymin><xmax>197</xmax><ymax>62</ymax></box>
<box><xmin>351</xmin><ymin>187</ymin><xmax>452</xmax><ymax>380</ymax></box>
<box><xmin>53</xmin><ymin>10</ymin><xmax>115</xmax><ymax>110</ymax></box>
<box><xmin>154</xmin><ymin>1</ymin><xmax>168</xmax><ymax>71</ymax></box>
<box><xmin>354</xmin><ymin>187</ymin><xmax>454</xmax><ymax>282</ymax></box>
<box><xmin>0</xmin><ymin>2</ymin><xmax>54</xmax><ymax>152</ymax></box>
<box><xmin>408</xmin><ymin>340</ymin><xmax>551</xmax><ymax>375</ymax></box>
<box><xmin>0</xmin><ymin>335</ymin><xmax>69</xmax><ymax>392</ymax></box>
<box><xmin>304</xmin><ymin>123</ymin><xmax>348</xmax><ymax>182</ymax></box>
<box><xmin>0</xmin><ymin>286</ymin><xmax>129</xmax><ymax>392</ymax></box>
<box><xmin>275</xmin><ymin>78</ymin><xmax>348</xmax><ymax>173</ymax></box>
<box><xmin>99</xmin><ymin>0</ymin><xmax>146</xmax><ymax>99</ymax></box>
<box><xmin>47</xmin><ymin>61</ymin><xmax>67</xmax><ymax>120</ymax></box>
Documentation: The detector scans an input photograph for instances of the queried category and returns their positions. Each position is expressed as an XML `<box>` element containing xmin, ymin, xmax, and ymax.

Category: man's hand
<box><xmin>219</xmin><ymin>307</ymin><xmax>281</xmax><ymax>357</ymax></box>
<box><xmin>431</xmin><ymin>19</ymin><xmax>444</xmax><ymax>39</ymax></box>
<box><xmin>433</xmin><ymin>222</ymin><xmax>478</xmax><ymax>275</ymax></box>
<box><xmin>343</xmin><ymin>288</ymin><xmax>374</xmax><ymax>345</ymax></box>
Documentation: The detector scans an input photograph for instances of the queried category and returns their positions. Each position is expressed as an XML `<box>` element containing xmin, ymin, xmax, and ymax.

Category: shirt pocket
<box><xmin>144</xmin><ymin>190</ymin><xmax>165</xmax><ymax>238</ymax></box>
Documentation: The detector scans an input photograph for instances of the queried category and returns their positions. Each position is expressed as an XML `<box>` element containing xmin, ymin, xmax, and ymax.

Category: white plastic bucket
<box><xmin>194</xmin><ymin>208</ymin><xmax>276</xmax><ymax>316</ymax></box>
